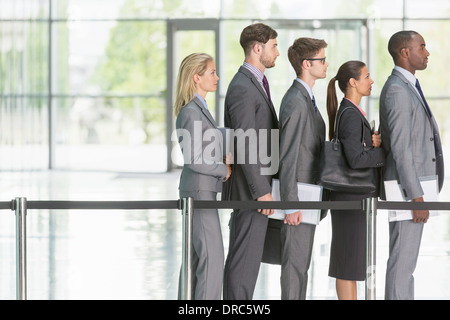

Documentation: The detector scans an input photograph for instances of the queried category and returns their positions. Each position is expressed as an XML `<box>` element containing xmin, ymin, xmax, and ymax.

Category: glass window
<box><xmin>0</xmin><ymin>21</ymin><xmax>49</xmax><ymax>94</ymax></box>
<box><xmin>220</xmin><ymin>0</ymin><xmax>405</xmax><ymax>19</ymax></box>
<box><xmin>52</xmin><ymin>0</ymin><xmax>221</xmax><ymax>19</ymax></box>
<box><xmin>0</xmin><ymin>16</ymin><xmax>49</xmax><ymax>171</ymax></box>
<box><xmin>50</xmin><ymin>18</ymin><xmax>167</xmax><ymax>171</ymax></box>
<box><xmin>53</xmin><ymin>96</ymin><xmax>166</xmax><ymax>172</ymax></box>
<box><xmin>0</xmin><ymin>97</ymin><xmax>49</xmax><ymax>170</ymax></box>
<box><xmin>0</xmin><ymin>0</ymin><xmax>49</xmax><ymax>19</ymax></box>
<box><xmin>52</xmin><ymin>21</ymin><xmax>166</xmax><ymax>95</ymax></box>
<box><xmin>405</xmin><ymin>0</ymin><xmax>450</xmax><ymax>19</ymax></box>
<box><xmin>403</xmin><ymin>20</ymin><xmax>450</xmax><ymax>96</ymax></box>
<box><xmin>1</xmin><ymin>0</ymin><xmax>449</xmax><ymax>173</ymax></box>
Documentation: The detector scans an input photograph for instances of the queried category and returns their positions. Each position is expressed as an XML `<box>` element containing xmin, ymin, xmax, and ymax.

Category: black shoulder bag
<box><xmin>317</xmin><ymin>107</ymin><xmax>377</xmax><ymax>194</ymax></box>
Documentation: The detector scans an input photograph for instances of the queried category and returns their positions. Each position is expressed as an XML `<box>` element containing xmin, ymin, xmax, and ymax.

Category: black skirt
<box><xmin>328</xmin><ymin>191</ymin><xmax>367</xmax><ymax>281</ymax></box>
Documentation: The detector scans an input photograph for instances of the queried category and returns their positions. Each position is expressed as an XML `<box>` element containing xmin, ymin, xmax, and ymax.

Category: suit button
<box><xmin>430</xmin><ymin>137</ymin><xmax>434</xmax><ymax>141</ymax></box>
<box><xmin>432</xmin><ymin>158</ymin><xmax>436</xmax><ymax>162</ymax></box>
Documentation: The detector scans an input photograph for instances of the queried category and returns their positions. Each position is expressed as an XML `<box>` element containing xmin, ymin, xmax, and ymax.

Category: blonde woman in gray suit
<box><xmin>174</xmin><ymin>53</ymin><xmax>231</xmax><ymax>300</ymax></box>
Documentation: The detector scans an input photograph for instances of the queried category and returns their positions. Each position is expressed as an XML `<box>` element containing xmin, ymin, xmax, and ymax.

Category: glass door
<box><xmin>166</xmin><ymin>19</ymin><xmax>220</xmax><ymax>170</ymax></box>
<box><xmin>263</xmin><ymin>19</ymin><xmax>369</xmax><ymax>119</ymax></box>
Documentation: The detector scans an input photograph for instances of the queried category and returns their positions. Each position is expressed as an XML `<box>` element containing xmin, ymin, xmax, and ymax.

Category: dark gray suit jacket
<box><xmin>337</xmin><ymin>99</ymin><xmax>385</xmax><ymax>169</ymax></box>
<box><xmin>380</xmin><ymin>69</ymin><xmax>444</xmax><ymax>200</ymax></box>
<box><xmin>222</xmin><ymin>66</ymin><xmax>279</xmax><ymax>201</ymax></box>
<box><xmin>176</xmin><ymin>97</ymin><xmax>228</xmax><ymax>193</ymax></box>
<box><xmin>278</xmin><ymin>80</ymin><xmax>326</xmax><ymax>202</ymax></box>
<box><xmin>333</xmin><ymin>99</ymin><xmax>385</xmax><ymax>199</ymax></box>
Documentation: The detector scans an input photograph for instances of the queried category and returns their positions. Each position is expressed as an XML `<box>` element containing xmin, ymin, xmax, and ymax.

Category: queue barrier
<box><xmin>1</xmin><ymin>197</ymin><xmax>450</xmax><ymax>300</ymax></box>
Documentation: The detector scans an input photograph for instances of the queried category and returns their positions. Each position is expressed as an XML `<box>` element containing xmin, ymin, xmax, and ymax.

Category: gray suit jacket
<box><xmin>379</xmin><ymin>69</ymin><xmax>444</xmax><ymax>200</ymax></box>
<box><xmin>222</xmin><ymin>66</ymin><xmax>279</xmax><ymax>201</ymax></box>
<box><xmin>176</xmin><ymin>97</ymin><xmax>228</xmax><ymax>193</ymax></box>
<box><xmin>278</xmin><ymin>80</ymin><xmax>326</xmax><ymax>201</ymax></box>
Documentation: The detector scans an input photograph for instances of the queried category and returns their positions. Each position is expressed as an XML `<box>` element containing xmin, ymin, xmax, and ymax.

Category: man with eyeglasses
<box><xmin>277</xmin><ymin>37</ymin><xmax>328</xmax><ymax>299</ymax></box>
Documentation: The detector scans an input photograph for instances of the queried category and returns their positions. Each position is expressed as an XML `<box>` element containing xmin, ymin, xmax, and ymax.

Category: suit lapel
<box><xmin>193</xmin><ymin>97</ymin><xmax>217</xmax><ymax>127</ymax></box>
<box><xmin>240</xmin><ymin>66</ymin><xmax>278</xmax><ymax>120</ymax></box>
<box><xmin>341</xmin><ymin>98</ymin><xmax>371</xmax><ymax>130</ymax></box>
<box><xmin>391</xmin><ymin>69</ymin><xmax>444</xmax><ymax>190</ymax></box>
<box><xmin>392</xmin><ymin>69</ymin><xmax>432</xmax><ymax>119</ymax></box>
<box><xmin>293</xmin><ymin>80</ymin><xmax>326</xmax><ymax>127</ymax></box>
<box><xmin>293</xmin><ymin>80</ymin><xmax>315</xmax><ymax>114</ymax></box>
<box><xmin>192</xmin><ymin>97</ymin><xmax>224</xmax><ymax>155</ymax></box>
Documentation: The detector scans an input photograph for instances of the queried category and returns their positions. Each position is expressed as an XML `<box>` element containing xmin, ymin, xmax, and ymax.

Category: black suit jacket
<box><xmin>333</xmin><ymin>98</ymin><xmax>385</xmax><ymax>199</ymax></box>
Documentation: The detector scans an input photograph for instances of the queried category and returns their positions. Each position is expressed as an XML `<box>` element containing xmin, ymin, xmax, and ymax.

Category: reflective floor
<box><xmin>0</xmin><ymin>170</ymin><xmax>449</xmax><ymax>300</ymax></box>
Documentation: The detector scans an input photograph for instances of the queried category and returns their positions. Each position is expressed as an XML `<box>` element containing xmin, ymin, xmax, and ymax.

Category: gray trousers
<box><xmin>179</xmin><ymin>190</ymin><xmax>224</xmax><ymax>300</ymax></box>
<box><xmin>280</xmin><ymin>222</ymin><xmax>316</xmax><ymax>300</ymax></box>
<box><xmin>385</xmin><ymin>220</ymin><xmax>424</xmax><ymax>300</ymax></box>
<box><xmin>223</xmin><ymin>209</ymin><xmax>268</xmax><ymax>300</ymax></box>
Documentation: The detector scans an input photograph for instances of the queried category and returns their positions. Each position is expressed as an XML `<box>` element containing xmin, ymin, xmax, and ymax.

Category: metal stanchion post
<box><xmin>180</xmin><ymin>197</ymin><xmax>194</xmax><ymax>300</ymax></box>
<box><xmin>365</xmin><ymin>197</ymin><xmax>377</xmax><ymax>300</ymax></box>
<box><xmin>15</xmin><ymin>197</ymin><xmax>27</xmax><ymax>300</ymax></box>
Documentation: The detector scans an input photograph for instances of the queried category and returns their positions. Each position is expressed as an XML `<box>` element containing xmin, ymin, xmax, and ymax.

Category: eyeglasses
<box><xmin>305</xmin><ymin>57</ymin><xmax>326</xmax><ymax>64</ymax></box>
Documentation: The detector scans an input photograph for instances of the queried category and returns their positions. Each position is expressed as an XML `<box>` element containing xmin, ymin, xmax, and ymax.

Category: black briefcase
<box><xmin>261</xmin><ymin>218</ymin><xmax>282</xmax><ymax>265</ymax></box>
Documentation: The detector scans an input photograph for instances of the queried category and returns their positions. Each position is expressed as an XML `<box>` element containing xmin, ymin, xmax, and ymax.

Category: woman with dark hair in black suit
<box><xmin>326</xmin><ymin>61</ymin><xmax>384</xmax><ymax>300</ymax></box>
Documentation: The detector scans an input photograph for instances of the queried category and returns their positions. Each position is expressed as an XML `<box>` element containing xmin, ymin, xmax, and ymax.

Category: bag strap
<box><xmin>334</xmin><ymin>107</ymin><xmax>366</xmax><ymax>145</ymax></box>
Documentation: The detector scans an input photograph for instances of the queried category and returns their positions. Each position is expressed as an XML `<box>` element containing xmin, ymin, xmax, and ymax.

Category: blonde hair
<box><xmin>174</xmin><ymin>53</ymin><xmax>213</xmax><ymax>116</ymax></box>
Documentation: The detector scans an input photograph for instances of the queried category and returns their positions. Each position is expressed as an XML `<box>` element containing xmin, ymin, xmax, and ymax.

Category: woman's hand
<box><xmin>224</xmin><ymin>164</ymin><xmax>232</xmax><ymax>181</ymax></box>
<box><xmin>224</xmin><ymin>152</ymin><xmax>233</xmax><ymax>165</ymax></box>
<box><xmin>224</xmin><ymin>152</ymin><xmax>232</xmax><ymax>181</ymax></box>
<box><xmin>372</xmin><ymin>131</ymin><xmax>381</xmax><ymax>148</ymax></box>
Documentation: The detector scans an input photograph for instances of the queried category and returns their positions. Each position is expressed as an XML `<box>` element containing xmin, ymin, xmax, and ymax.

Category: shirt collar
<box><xmin>394</xmin><ymin>65</ymin><xmax>417</xmax><ymax>86</ymax></box>
<box><xmin>243</xmin><ymin>61</ymin><xmax>265</xmax><ymax>83</ymax></box>
<box><xmin>344</xmin><ymin>97</ymin><xmax>367</xmax><ymax>117</ymax></box>
<box><xmin>295</xmin><ymin>78</ymin><xmax>314</xmax><ymax>100</ymax></box>
<box><xmin>195</xmin><ymin>93</ymin><xmax>208</xmax><ymax>110</ymax></box>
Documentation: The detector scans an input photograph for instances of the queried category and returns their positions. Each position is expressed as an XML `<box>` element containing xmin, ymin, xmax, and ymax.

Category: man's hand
<box><xmin>257</xmin><ymin>193</ymin><xmax>274</xmax><ymax>216</ymax></box>
<box><xmin>412</xmin><ymin>196</ymin><xmax>429</xmax><ymax>223</ymax></box>
<box><xmin>284</xmin><ymin>210</ymin><xmax>303</xmax><ymax>226</ymax></box>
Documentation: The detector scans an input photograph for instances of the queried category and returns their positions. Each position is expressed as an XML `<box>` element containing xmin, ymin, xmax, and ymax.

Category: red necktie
<box><xmin>262</xmin><ymin>75</ymin><xmax>272</xmax><ymax>103</ymax></box>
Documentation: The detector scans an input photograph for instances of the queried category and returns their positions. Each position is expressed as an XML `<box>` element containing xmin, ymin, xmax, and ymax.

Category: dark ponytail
<box><xmin>326</xmin><ymin>60</ymin><xmax>366</xmax><ymax>140</ymax></box>
<box><xmin>326</xmin><ymin>77</ymin><xmax>338</xmax><ymax>141</ymax></box>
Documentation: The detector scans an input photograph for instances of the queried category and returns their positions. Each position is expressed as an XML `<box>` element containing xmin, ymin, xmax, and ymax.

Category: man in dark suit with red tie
<box><xmin>222</xmin><ymin>23</ymin><xmax>279</xmax><ymax>300</ymax></box>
